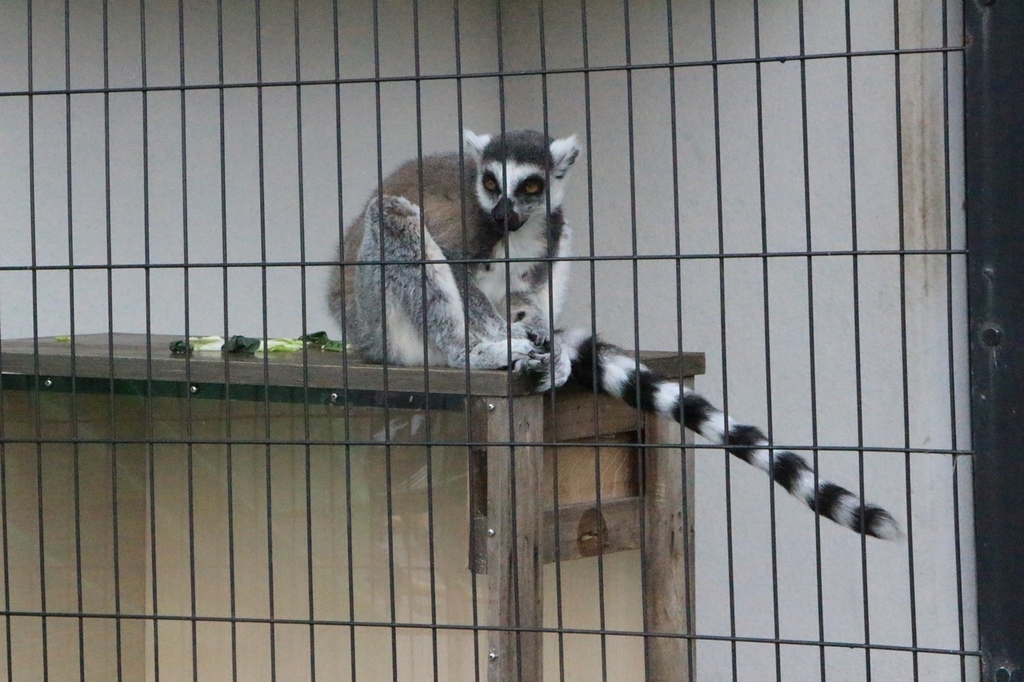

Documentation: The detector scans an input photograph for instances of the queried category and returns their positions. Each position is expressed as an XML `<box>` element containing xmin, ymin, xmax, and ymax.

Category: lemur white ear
<box><xmin>549</xmin><ymin>134</ymin><xmax>580</xmax><ymax>178</ymax></box>
<box><xmin>463</xmin><ymin>130</ymin><xmax>491</xmax><ymax>163</ymax></box>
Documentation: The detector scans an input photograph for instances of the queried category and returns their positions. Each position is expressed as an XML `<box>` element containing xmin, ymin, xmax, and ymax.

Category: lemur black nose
<box><xmin>492</xmin><ymin>197</ymin><xmax>521</xmax><ymax>231</ymax></box>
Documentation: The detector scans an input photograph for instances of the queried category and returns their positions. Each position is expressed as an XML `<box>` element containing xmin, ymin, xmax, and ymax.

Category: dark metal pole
<box><xmin>966</xmin><ymin>0</ymin><xmax>1024</xmax><ymax>679</ymax></box>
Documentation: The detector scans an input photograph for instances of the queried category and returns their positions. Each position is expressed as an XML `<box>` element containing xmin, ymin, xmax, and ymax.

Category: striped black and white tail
<box><xmin>555</xmin><ymin>330</ymin><xmax>901</xmax><ymax>540</ymax></box>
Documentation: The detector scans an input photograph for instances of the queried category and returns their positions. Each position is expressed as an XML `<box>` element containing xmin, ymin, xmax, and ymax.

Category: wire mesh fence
<box><xmin>0</xmin><ymin>0</ymin><xmax>981</xmax><ymax>680</ymax></box>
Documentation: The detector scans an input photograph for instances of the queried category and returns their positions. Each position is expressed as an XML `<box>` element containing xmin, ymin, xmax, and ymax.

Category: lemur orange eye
<box><xmin>521</xmin><ymin>178</ymin><xmax>544</xmax><ymax>195</ymax></box>
<box><xmin>482</xmin><ymin>175</ymin><xmax>499</xmax><ymax>192</ymax></box>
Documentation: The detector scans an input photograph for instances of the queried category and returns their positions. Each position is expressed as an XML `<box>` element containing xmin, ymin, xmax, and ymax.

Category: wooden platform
<box><xmin>0</xmin><ymin>334</ymin><xmax>704</xmax><ymax>681</ymax></box>
<box><xmin>0</xmin><ymin>333</ymin><xmax>703</xmax><ymax>398</ymax></box>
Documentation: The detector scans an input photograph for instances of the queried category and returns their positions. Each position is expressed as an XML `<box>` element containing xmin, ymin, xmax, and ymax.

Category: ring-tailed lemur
<box><xmin>328</xmin><ymin>129</ymin><xmax>900</xmax><ymax>540</ymax></box>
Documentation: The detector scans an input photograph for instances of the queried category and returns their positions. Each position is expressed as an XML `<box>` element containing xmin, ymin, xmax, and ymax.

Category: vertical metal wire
<box><xmin>59</xmin><ymin>0</ymin><xmax>87</xmax><ymax>678</ymax></box>
<box><xmin>214</xmin><ymin>1</ymin><xmax>240</xmax><ymax>677</ymax></box>
<box><xmin>405</xmin><ymin>1</ymin><xmax>443</xmax><ymax>677</ymax></box>
<box><xmin>448</xmin><ymin>3</ymin><xmax>485</xmax><ymax>677</ymax></box>
<box><xmin>22</xmin><ymin>1</ymin><xmax>48</xmax><ymax>669</ymax></box>
<box><xmin>841</xmin><ymin>2</ymin><xmax>875</xmax><ymax>678</ymax></box>
<box><xmin>889</xmin><ymin>5</ymin><xmax>922</xmax><ymax>677</ymax></box>
<box><xmin>367</xmin><ymin>0</ymin><xmax>401</xmax><ymax>677</ymax></box>
<box><xmin>577</xmin><ymin>1</ymin><xmax>604</xmax><ymax>672</ymax></box>
<box><xmin>705</xmin><ymin>1</ymin><xmax>741</xmax><ymax>678</ymax></box>
<box><xmin>749</xmin><ymin>3</ymin><xmax>783</xmax><ymax>680</ymax></box>
<box><xmin>137</xmin><ymin>0</ymin><xmax>163</xmax><ymax>677</ymax></box>
<box><xmin>327</xmin><ymin>0</ymin><xmax>360</xmax><ymax>677</ymax></box>
<box><xmin>289</xmin><ymin>2</ymin><xmax>317</xmax><ymax>679</ymax></box>
<box><xmin>534</xmin><ymin>3</ymin><xmax>569</xmax><ymax>679</ymax></box>
<box><xmin>663</xmin><ymin>0</ymin><xmax>697</xmax><ymax>677</ymax></box>
<box><xmin>99</xmin><ymin>0</ymin><xmax>126</xmax><ymax>677</ymax></box>
<box><xmin>942</xmin><ymin>1</ymin><xmax>969</xmax><ymax>679</ymax></box>
<box><xmin>252</xmin><ymin>3</ymin><xmax>280</xmax><ymax>679</ymax></box>
<box><xmin>173</xmin><ymin>1</ymin><xmax>200</xmax><ymax>679</ymax></box>
<box><xmin>618</xmin><ymin>0</ymin><xmax>643</xmax><ymax>676</ymax></box>
<box><xmin>577</xmin><ymin>0</ymin><xmax>602</xmax><ymax>675</ymax></box>
<box><xmin>0</xmin><ymin>10</ymin><xmax>25</xmax><ymax>674</ymax></box>
<box><xmin>794</xmin><ymin>1</ymin><xmax>829</xmax><ymax>678</ymax></box>
<box><xmin>23</xmin><ymin>2</ymin><xmax>50</xmax><ymax>673</ymax></box>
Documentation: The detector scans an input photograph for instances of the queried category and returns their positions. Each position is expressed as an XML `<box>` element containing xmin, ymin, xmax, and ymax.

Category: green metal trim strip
<box><xmin>0</xmin><ymin>373</ymin><xmax>467</xmax><ymax>412</ymax></box>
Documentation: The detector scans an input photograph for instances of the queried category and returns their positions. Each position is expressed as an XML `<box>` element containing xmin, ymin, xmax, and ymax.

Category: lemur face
<box><xmin>464</xmin><ymin>129</ymin><xmax>579</xmax><ymax>233</ymax></box>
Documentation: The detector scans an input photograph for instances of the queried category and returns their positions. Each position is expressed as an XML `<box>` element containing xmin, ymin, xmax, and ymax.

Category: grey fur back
<box><xmin>331</xmin><ymin>154</ymin><xmax>494</xmax><ymax>336</ymax></box>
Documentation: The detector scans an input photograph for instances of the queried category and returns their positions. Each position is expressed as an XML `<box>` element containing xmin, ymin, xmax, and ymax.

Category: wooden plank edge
<box><xmin>1</xmin><ymin>335</ymin><xmax>704</xmax><ymax>397</ymax></box>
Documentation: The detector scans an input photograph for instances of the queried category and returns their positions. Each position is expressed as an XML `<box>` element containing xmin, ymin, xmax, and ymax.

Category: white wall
<box><xmin>0</xmin><ymin>0</ymin><xmax>975</xmax><ymax>680</ymax></box>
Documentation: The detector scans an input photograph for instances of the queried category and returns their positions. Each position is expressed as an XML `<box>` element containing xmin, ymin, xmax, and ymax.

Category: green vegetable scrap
<box><xmin>169</xmin><ymin>335</ymin><xmax>225</xmax><ymax>354</ymax></box>
<box><xmin>300</xmin><ymin>331</ymin><xmax>348</xmax><ymax>352</ymax></box>
<box><xmin>169</xmin><ymin>333</ymin><xmax>348</xmax><ymax>355</ymax></box>
<box><xmin>221</xmin><ymin>335</ymin><xmax>260</xmax><ymax>353</ymax></box>
<box><xmin>261</xmin><ymin>337</ymin><xmax>306</xmax><ymax>353</ymax></box>
<box><xmin>223</xmin><ymin>335</ymin><xmax>306</xmax><ymax>354</ymax></box>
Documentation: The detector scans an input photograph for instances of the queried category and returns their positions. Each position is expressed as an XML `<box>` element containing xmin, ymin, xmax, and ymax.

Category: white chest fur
<box><xmin>473</xmin><ymin>216</ymin><xmax>548</xmax><ymax>307</ymax></box>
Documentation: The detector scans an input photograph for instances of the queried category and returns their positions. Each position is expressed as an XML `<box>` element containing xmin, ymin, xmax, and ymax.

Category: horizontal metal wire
<box><xmin>0</xmin><ymin>433</ymin><xmax>974</xmax><ymax>457</ymax></box>
<box><xmin>0</xmin><ymin>44</ymin><xmax>964</xmax><ymax>101</ymax></box>
<box><xmin>0</xmin><ymin>248</ymin><xmax>969</xmax><ymax>274</ymax></box>
<box><xmin>0</xmin><ymin>608</ymin><xmax>981</xmax><ymax>658</ymax></box>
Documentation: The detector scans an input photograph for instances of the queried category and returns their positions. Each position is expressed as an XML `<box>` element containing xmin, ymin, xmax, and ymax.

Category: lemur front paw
<box><xmin>533</xmin><ymin>338</ymin><xmax>571</xmax><ymax>391</ymax></box>
<box><xmin>528</xmin><ymin>330</ymin><xmax>551</xmax><ymax>350</ymax></box>
<box><xmin>510</xmin><ymin>318</ymin><xmax>551</xmax><ymax>349</ymax></box>
<box><xmin>367</xmin><ymin>195</ymin><xmax>421</xmax><ymax>227</ymax></box>
<box><xmin>508</xmin><ymin>338</ymin><xmax>551</xmax><ymax>375</ymax></box>
<box><xmin>381</xmin><ymin>195</ymin><xmax>421</xmax><ymax>218</ymax></box>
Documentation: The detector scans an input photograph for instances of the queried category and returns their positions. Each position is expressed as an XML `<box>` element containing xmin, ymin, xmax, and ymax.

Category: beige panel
<box><xmin>1</xmin><ymin>390</ymin><xmax>147</xmax><ymax>681</ymax></box>
<box><xmin>1</xmin><ymin>387</ymin><xmax>680</xmax><ymax>680</ymax></box>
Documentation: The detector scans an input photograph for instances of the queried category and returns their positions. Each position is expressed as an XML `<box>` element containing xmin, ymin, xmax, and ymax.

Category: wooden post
<box><xmin>641</xmin><ymin>378</ymin><xmax>696</xmax><ymax>680</ymax></box>
<box><xmin>484</xmin><ymin>395</ymin><xmax>545</xmax><ymax>682</ymax></box>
